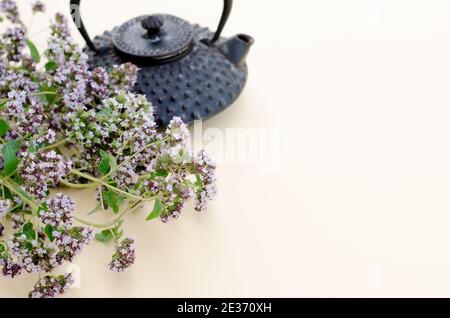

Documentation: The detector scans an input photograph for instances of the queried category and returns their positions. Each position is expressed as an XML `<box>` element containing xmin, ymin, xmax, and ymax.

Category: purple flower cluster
<box><xmin>32</xmin><ymin>129</ymin><xmax>57</xmax><ymax>146</ymax></box>
<box><xmin>0</xmin><ymin>0</ymin><xmax>19</xmax><ymax>23</ymax></box>
<box><xmin>46</xmin><ymin>39</ymin><xmax>90</xmax><ymax>119</ymax></box>
<box><xmin>54</xmin><ymin>226</ymin><xmax>93</xmax><ymax>264</ymax></box>
<box><xmin>2</xmin><ymin>27</ymin><xmax>25</xmax><ymax>62</ymax></box>
<box><xmin>194</xmin><ymin>150</ymin><xmax>218</xmax><ymax>212</ymax></box>
<box><xmin>50</xmin><ymin>12</ymin><xmax>70</xmax><ymax>39</ymax></box>
<box><xmin>44</xmin><ymin>14</ymin><xmax>92</xmax><ymax>129</ymax></box>
<box><xmin>101</xmin><ymin>115</ymin><xmax>219</xmax><ymax>223</ymax></box>
<box><xmin>6</xmin><ymin>230</ymin><xmax>57</xmax><ymax>274</ymax></box>
<box><xmin>1</xmin><ymin>257</ymin><xmax>21</xmax><ymax>278</ymax></box>
<box><xmin>113</xmin><ymin>163</ymin><xmax>139</xmax><ymax>189</ymax></box>
<box><xmin>31</xmin><ymin>1</ymin><xmax>45</xmax><ymax>13</ymax></box>
<box><xmin>166</xmin><ymin>116</ymin><xmax>191</xmax><ymax>149</ymax></box>
<box><xmin>43</xmin><ymin>13</ymin><xmax>140</xmax><ymax>133</ymax></box>
<box><xmin>108</xmin><ymin>238</ymin><xmax>136</xmax><ymax>272</ymax></box>
<box><xmin>18</xmin><ymin>151</ymin><xmax>72</xmax><ymax>200</ymax></box>
<box><xmin>41</xmin><ymin>193</ymin><xmax>74</xmax><ymax>229</ymax></box>
<box><xmin>110</xmin><ymin>63</ymin><xmax>139</xmax><ymax>93</ymax></box>
<box><xmin>89</xmin><ymin>67</ymin><xmax>110</xmax><ymax>100</ymax></box>
<box><xmin>29</xmin><ymin>274</ymin><xmax>73</xmax><ymax>298</ymax></box>
<box><xmin>1</xmin><ymin>194</ymin><xmax>93</xmax><ymax>278</ymax></box>
<box><xmin>70</xmin><ymin>92</ymin><xmax>155</xmax><ymax>161</ymax></box>
<box><xmin>2</xmin><ymin>71</ymin><xmax>38</xmax><ymax>117</ymax></box>
<box><xmin>17</xmin><ymin>101</ymin><xmax>46</xmax><ymax>136</ymax></box>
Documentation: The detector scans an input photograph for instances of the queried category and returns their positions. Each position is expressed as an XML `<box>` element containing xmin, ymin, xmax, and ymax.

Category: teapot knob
<box><xmin>141</xmin><ymin>15</ymin><xmax>164</xmax><ymax>39</ymax></box>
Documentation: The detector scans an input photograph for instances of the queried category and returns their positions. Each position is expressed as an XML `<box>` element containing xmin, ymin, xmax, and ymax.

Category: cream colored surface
<box><xmin>3</xmin><ymin>0</ymin><xmax>450</xmax><ymax>297</ymax></box>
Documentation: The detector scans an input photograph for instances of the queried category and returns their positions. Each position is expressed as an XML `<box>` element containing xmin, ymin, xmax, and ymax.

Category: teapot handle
<box><xmin>70</xmin><ymin>0</ymin><xmax>233</xmax><ymax>53</ymax></box>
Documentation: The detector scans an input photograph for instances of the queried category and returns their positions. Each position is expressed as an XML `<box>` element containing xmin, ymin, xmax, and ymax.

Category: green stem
<box><xmin>0</xmin><ymin>178</ymin><xmax>39</xmax><ymax>212</ymax></box>
<box><xmin>60</xmin><ymin>179</ymin><xmax>97</xmax><ymax>189</ymax></box>
<box><xmin>70</xmin><ymin>170</ymin><xmax>154</xmax><ymax>202</ymax></box>
<box><xmin>99</xmin><ymin>185</ymin><xmax>105</xmax><ymax>211</ymax></box>
<box><xmin>43</xmin><ymin>138</ymin><xmax>68</xmax><ymax>151</ymax></box>
<box><xmin>32</xmin><ymin>91</ymin><xmax>57</xmax><ymax>96</ymax></box>
<box><xmin>74</xmin><ymin>201</ymin><xmax>140</xmax><ymax>229</ymax></box>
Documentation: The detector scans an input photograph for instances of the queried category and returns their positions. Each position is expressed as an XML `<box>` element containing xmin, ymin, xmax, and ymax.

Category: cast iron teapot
<box><xmin>70</xmin><ymin>0</ymin><xmax>254</xmax><ymax>126</ymax></box>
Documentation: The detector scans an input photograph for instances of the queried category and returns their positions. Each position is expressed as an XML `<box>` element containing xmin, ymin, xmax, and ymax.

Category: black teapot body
<box><xmin>70</xmin><ymin>0</ymin><xmax>254</xmax><ymax>126</ymax></box>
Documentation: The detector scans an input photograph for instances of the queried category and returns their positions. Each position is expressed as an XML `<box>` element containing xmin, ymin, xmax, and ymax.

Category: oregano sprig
<box><xmin>0</xmin><ymin>0</ymin><xmax>217</xmax><ymax>298</ymax></box>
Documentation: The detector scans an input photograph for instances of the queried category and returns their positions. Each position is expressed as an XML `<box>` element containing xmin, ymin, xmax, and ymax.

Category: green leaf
<box><xmin>112</xmin><ymin>223</ymin><xmax>124</xmax><ymax>240</ymax></box>
<box><xmin>98</xmin><ymin>150</ymin><xmax>111</xmax><ymax>175</ymax></box>
<box><xmin>27</xmin><ymin>143</ymin><xmax>39</xmax><ymax>153</ymax></box>
<box><xmin>44</xmin><ymin>61</ymin><xmax>58</xmax><ymax>72</ymax></box>
<box><xmin>2</xmin><ymin>139</ymin><xmax>20</xmax><ymax>176</ymax></box>
<box><xmin>0</xmin><ymin>119</ymin><xmax>8</xmax><ymax>137</ymax></box>
<box><xmin>102</xmin><ymin>190</ymin><xmax>124</xmax><ymax>214</ymax></box>
<box><xmin>96</xmin><ymin>108</ymin><xmax>113</xmax><ymax>119</ymax></box>
<box><xmin>98</xmin><ymin>151</ymin><xmax>117</xmax><ymax>176</ymax></box>
<box><xmin>44</xmin><ymin>224</ymin><xmax>55</xmax><ymax>242</ymax></box>
<box><xmin>38</xmin><ymin>203</ymin><xmax>49</xmax><ymax>217</ymax></box>
<box><xmin>26</xmin><ymin>39</ymin><xmax>40</xmax><ymax>64</ymax></box>
<box><xmin>95</xmin><ymin>229</ymin><xmax>112</xmax><ymax>243</ymax></box>
<box><xmin>24</xmin><ymin>242</ymin><xmax>33</xmax><ymax>251</ymax></box>
<box><xmin>95</xmin><ymin>220</ymin><xmax>124</xmax><ymax>243</ymax></box>
<box><xmin>146</xmin><ymin>199</ymin><xmax>164</xmax><ymax>221</ymax></box>
<box><xmin>22</xmin><ymin>222</ymin><xmax>36</xmax><ymax>240</ymax></box>
<box><xmin>37</xmin><ymin>85</ymin><xmax>58</xmax><ymax>105</ymax></box>
<box><xmin>150</xmin><ymin>169</ymin><xmax>169</xmax><ymax>179</ymax></box>
<box><xmin>113</xmin><ymin>229</ymin><xmax>123</xmax><ymax>240</ymax></box>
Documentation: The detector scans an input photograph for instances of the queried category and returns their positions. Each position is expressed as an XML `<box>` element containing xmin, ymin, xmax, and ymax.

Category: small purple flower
<box><xmin>0</xmin><ymin>0</ymin><xmax>19</xmax><ymax>23</ymax></box>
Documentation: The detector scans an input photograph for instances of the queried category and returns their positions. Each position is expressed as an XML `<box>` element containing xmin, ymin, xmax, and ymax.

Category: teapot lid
<box><xmin>112</xmin><ymin>14</ymin><xmax>194</xmax><ymax>63</ymax></box>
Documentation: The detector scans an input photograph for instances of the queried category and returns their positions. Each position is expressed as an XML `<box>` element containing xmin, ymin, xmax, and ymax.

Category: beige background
<box><xmin>3</xmin><ymin>0</ymin><xmax>450</xmax><ymax>297</ymax></box>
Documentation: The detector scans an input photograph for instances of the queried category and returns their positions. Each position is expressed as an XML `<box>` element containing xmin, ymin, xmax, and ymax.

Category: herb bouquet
<box><xmin>0</xmin><ymin>1</ymin><xmax>217</xmax><ymax>298</ymax></box>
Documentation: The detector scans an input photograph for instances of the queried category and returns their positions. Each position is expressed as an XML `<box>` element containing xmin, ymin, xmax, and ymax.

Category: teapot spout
<box><xmin>218</xmin><ymin>34</ymin><xmax>254</xmax><ymax>67</ymax></box>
